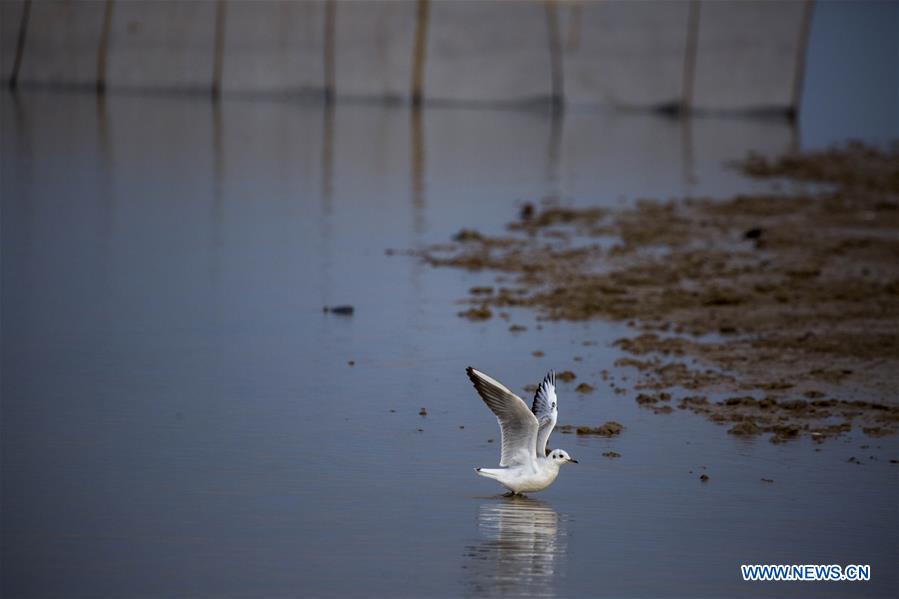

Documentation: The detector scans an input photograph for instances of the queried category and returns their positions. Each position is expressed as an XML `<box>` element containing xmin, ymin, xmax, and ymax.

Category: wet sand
<box><xmin>419</xmin><ymin>144</ymin><xmax>899</xmax><ymax>445</ymax></box>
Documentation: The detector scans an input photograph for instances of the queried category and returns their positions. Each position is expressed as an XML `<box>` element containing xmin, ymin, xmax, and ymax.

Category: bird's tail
<box><xmin>475</xmin><ymin>467</ymin><xmax>502</xmax><ymax>480</ymax></box>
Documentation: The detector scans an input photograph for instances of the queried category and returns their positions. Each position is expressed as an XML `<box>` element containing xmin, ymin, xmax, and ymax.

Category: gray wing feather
<box><xmin>531</xmin><ymin>370</ymin><xmax>558</xmax><ymax>456</ymax></box>
<box><xmin>466</xmin><ymin>367</ymin><xmax>539</xmax><ymax>467</ymax></box>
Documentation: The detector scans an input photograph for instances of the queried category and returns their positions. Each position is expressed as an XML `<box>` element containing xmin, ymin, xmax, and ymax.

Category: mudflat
<box><xmin>419</xmin><ymin>144</ymin><xmax>899</xmax><ymax>445</ymax></box>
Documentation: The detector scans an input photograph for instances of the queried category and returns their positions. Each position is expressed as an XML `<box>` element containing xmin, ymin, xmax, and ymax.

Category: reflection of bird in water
<box><xmin>463</xmin><ymin>498</ymin><xmax>567</xmax><ymax>597</ymax></box>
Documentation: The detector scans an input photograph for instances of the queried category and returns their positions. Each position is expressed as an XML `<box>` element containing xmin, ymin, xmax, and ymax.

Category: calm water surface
<box><xmin>2</xmin><ymin>92</ymin><xmax>896</xmax><ymax>598</ymax></box>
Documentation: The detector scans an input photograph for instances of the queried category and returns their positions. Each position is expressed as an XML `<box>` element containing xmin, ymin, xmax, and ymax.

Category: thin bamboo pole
<box><xmin>544</xmin><ymin>0</ymin><xmax>564</xmax><ymax>109</ymax></box>
<box><xmin>790</xmin><ymin>0</ymin><xmax>816</xmax><ymax>120</ymax></box>
<box><xmin>410</xmin><ymin>0</ymin><xmax>430</xmax><ymax>107</ymax></box>
<box><xmin>96</xmin><ymin>0</ymin><xmax>115</xmax><ymax>94</ymax></box>
<box><xmin>681</xmin><ymin>0</ymin><xmax>701</xmax><ymax>114</ymax></box>
<box><xmin>211</xmin><ymin>0</ymin><xmax>227</xmax><ymax>100</ymax></box>
<box><xmin>8</xmin><ymin>0</ymin><xmax>32</xmax><ymax>90</ymax></box>
<box><xmin>323</xmin><ymin>0</ymin><xmax>336</xmax><ymax>103</ymax></box>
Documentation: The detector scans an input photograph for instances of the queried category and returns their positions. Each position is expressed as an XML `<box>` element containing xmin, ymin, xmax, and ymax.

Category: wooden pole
<box><xmin>8</xmin><ymin>0</ymin><xmax>32</xmax><ymax>90</ymax></box>
<box><xmin>790</xmin><ymin>0</ymin><xmax>815</xmax><ymax>120</ymax></box>
<box><xmin>410</xmin><ymin>0</ymin><xmax>430</xmax><ymax>107</ymax></box>
<box><xmin>544</xmin><ymin>0</ymin><xmax>564</xmax><ymax>110</ymax></box>
<box><xmin>681</xmin><ymin>0</ymin><xmax>701</xmax><ymax>114</ymax></box>
<box><xmin>323</xmin><ymin>0</ymin><xmax>337</xmax><ymax>103</ymax></box>
<box><xmin>96</xmin><ymin>0</ymin><xmax>115</xmax><ymax>94</ymax></box>
<box><xmin>211</xmin><ymin>0</ymin><xmax>227</xmax><ymax>100</ymax></box>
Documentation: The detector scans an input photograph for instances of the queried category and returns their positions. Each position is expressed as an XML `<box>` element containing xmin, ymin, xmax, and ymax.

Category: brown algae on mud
<box><xmin>556</xmin><ymin>370</ymin><xmax>577</xmax><ymax>382</ymax></box>
<box><xmin>411</xmin><ymin>144</ymin><xmax>899</xmax><ymax>443</ymax></box>
<box><xmin>557</xmin><ymin>421</ymin><xmax>625</xmax><ymax>436</ymax></box>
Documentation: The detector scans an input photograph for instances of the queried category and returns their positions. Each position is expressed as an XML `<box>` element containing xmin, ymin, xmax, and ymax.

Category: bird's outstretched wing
<box><xmin>466</xmin><ymin>367</ymin><xmax>539</xmax><ymax>467</ymax></box>
<box><xmin>531</xmin><ymin>370</ymin><xmax>558</xmax><ymax>457</ymax></box>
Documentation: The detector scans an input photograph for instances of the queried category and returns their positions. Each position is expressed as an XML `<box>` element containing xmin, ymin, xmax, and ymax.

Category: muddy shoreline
<box><xmin>411</xmin><ymin>144</ymin><xmax>899</xmax><ymax>444</ymax></box>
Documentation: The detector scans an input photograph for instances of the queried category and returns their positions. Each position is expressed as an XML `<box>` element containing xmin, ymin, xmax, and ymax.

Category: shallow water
<box><xmin>2</xmin><ymin>92</ymin><xmax>897</xmax><ymax>598</ymax></box>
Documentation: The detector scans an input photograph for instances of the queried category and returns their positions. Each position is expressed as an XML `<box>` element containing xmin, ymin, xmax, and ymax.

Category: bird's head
<box><xmin>549</xmin><ymin>449</ymin><xmax>578</xmax><ymax>464</ymax></box>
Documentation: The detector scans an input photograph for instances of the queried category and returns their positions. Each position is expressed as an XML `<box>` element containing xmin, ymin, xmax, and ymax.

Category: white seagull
<box><xmin>467</xmin><ymin>367</ymin><xmax>578</xmax><ymax>496</ymax></box>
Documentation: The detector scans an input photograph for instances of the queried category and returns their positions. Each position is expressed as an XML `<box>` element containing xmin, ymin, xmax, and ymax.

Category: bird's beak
<box><xmin>569</xmin><ymin>458</ymin><xmax>579</xmax><ymax>464</ymax></box>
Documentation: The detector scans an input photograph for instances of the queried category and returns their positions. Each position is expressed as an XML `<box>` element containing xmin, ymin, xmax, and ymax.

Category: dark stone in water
<box><xmin>520</xmin><ymin>202</ymin><xmax>535</xmax><ymax>220</ymax></box>
<box><xmin>744</xmin><ymin>227</ymin><xmax>763</xmax><ymax>239</ymax></box>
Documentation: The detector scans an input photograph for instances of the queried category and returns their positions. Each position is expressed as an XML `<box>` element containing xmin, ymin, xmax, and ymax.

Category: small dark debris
<box><xmin>469</xmin><ymin>286</ymin><xmax>494</xmax><ymax>295</ymax></box>
<box><xmin>602</xmin><ymin>451</ymin><xmax>621</xmax><ymax>458</ymax></box>
<box><xmin>779</xmin><ymin>399</ymin><xmax>808</xmax><ymax>411</ymax></box>
<box><xmin>453</xmin><ymin>229</ymin><xmax>484</xmax><ymax>242</ymax></box>
<box><xmin>323</xmin><ymin>305</ymin><xmax>354</xmax><ymax>315</ymax></box>
<box><xmin>700</xmin><ymin>474</ymin><xmax>709</xmax><ymax>482</ymax></box>
<box><xmin>419</xmin><ymin>408</ymin><xmax>428</xmax><ymax>416</ymax></box>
